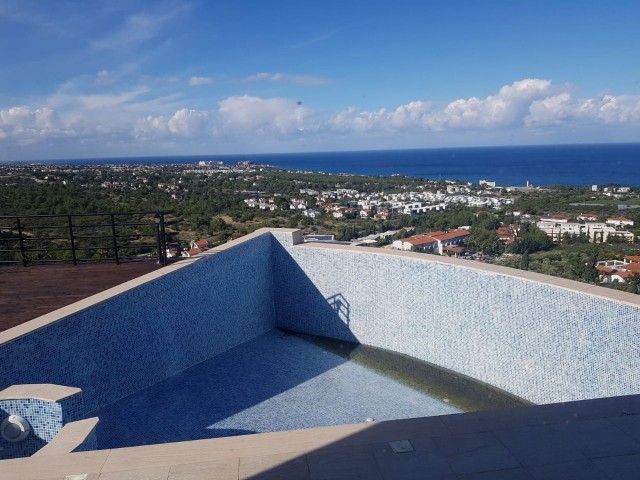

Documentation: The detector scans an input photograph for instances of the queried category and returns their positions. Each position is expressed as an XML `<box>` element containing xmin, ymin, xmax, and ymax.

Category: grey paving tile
<box><xmin>442</xmin><ymin>397</ymin><xmax>640</xmax><ymax>437</ymax></box>
<box><xmin>371</xmin><ymin>440</ymin><xmax>455</xmax><ymax>480</ymax></box>
<box><xmin>239</xmin><ymin>452</ymin><xmax>308</xmax><ymax>480</ymax></box>
<box><xmin>433</xmin><ymin>433</ymin><xmax>521</xmax><ymax>475</ymax></box>
<box><xmin>608</xmin><ymin>414</ymin><xmax>640</xmax><ymax>442</ymax></box>
<box><xmin>169</xmin><ymin>459</ymin><xmax>239</xmax><ymax>479</ymax></box>
<box><xmin>592</xmin><ymin>453</ymin><xmax>640</xmax><ymax>480</ymax></box>
<box><xmin>98</xmin><ymin>465</ymin><xmax>170</xmax><ymax>480</ymax></box>
<box><xmin>526</xmin><ymin>460</ymin><xmax>611</xmax><ymax>480</ymax></box>
<box><xmin>560</xmin><ymin>418</ymin><xmax>640</xmax><ymax>458</ymax></box>
<box><xmin>457</xmin><ymin>467</ymin><xmax>535</xmax><ymax>480</ymax></box>
<box><xmin>308</xmin><ymin>444</ymin><xmax>382</xmax><ymax>480</ymax></box>
<box><xmin>496</xmin><ymin>424</ymin><xmax>586</xmax><ymax>467</ymax></box>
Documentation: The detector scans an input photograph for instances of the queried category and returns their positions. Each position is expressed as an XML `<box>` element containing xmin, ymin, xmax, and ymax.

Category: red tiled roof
<box><xmin>607</xmin><ymin>217</ymin><xmax>633</xmax><ymax>222</ymax></box>
<box><xmin>624</xmin><ymin>256</ymin><xmax>640</xmax><ymax>263</ymax></box>
<box><xmin>426</xmin><ymin>229</ymin><xmax>471</xmax><ymax>241</ymax></box>
<box><xmin>621</xmin><ymin>263</ymin><xmax>640</xmax><ymax>273</ymax></box>
<box><xmin>187</xmin><ymin>247</ymin><xmax>203</xmax><ymax>256</ymax></box>
<box><xmin>596</xmin><ymin>266</ymin><xmax>617</xmax><ymax>273</ymax></box>
<box><xmin>405</xmin><ymin>235</ymin><xmax>438</xmax><ymax>246</ymax></box>
<box><xmin>404</xmin><ymin>229</ymin><xmax>471</xmax><ymax>246</ymax></box>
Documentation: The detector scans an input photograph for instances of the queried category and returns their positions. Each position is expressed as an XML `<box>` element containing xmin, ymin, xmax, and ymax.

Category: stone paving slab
<box><xmin>3</xmin><ymin>395</ymin><xmax>640</xmax><ymax>479</ymax></box>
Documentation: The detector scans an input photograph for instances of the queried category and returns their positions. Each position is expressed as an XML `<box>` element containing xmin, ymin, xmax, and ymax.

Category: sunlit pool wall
<box><xmin>0</xmin><ymin>233</ymin><xmax>275</xmax><ymax>414</ymax></box>
<box><xmin>271</xmin><ymin>231</ymin><xmax>640</xmax><ymax>404</ymax></box>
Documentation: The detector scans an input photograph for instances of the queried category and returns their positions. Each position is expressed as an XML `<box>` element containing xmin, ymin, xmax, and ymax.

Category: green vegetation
<box><xmin>2</xmin><ymin>162</ymin><xmax>640</xmax><ymax>294</ymax></box>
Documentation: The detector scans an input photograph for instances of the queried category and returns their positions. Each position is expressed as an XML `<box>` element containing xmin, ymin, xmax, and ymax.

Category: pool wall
<box><xmin>271</xmin><ymin>231</ymin><xmax>640</xmax><ymax>404</ymax></box>
<box><xmin>1</xmin><ymin>227</ymin><xmax>639</xmax><ymax>428</ymax></box>
<box><xmin>0</xmin><ymin>232</ymin><xmax>275</xmax><ymax>414</ymax></box>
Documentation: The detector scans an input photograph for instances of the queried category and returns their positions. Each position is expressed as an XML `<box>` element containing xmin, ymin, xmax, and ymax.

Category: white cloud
<box><xmin>93</xmin><ymin>4</ymin><xmax>191</xmax><ymax>50</ymax></box>
<box><xmin>48</xmin><ymin>87</ymin><xmax>150</xmax><ymax>110</ymax></box>
<box><xmin>246</xmin><ymin>72</ymin><xmax>333</xmax><ymax>86</ymax></box>
<box><xmin>189</xmin><ymin>76</ymin><xmax>213</xmax><ymax>86</ymax></box>
<box><xmin>328</xmin><ymin>78</ymin><xmax>640</xmax><ymax>137</ymax></box>
<box><xmin>527</xmin><ymin>93</ymin><xmax>640</xmax><ymax>126</ymax></box>
<box><xmin>0</xmin><ymin>106</ymin><xmax>73</xmax><ymax>145</ymax></box>
<box><xmin>331</xmin><ymin>101</ymin><xmax>433</xmax><ymax>132</ymax></box>
<box><xmin>218</xmin><ymin>95</ymin><xmax>309</xmax><ymax>134</ymax></box>
<box><xmin>430</xmin><ymin>79</ymin><xmax>554</xmax><ymax>129</ymax></box>
<box><xmin>2</xmin><ymin>78</ymin><xmax>640</xmax><ymax>159</ymax></box>
<box><xmin>167</xmin><ymin>109</ymin><xmax>211</xmax><ymax>136</ymax></box>
<box><xmin>134</xmin><ymin>114</ymin><xmax>168</xmax><ymax>139</ymax></box>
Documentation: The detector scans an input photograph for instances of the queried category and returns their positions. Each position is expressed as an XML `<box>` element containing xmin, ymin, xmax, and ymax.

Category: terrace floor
<box><xmin>2</xmin><ymin>394</ymin><xmax>640</xmax><ymax>479</ymax></box>
<box><xmin>0</xmin><ymin>261</ymin><xmax>162</xmax><ymax>332</ymax></box>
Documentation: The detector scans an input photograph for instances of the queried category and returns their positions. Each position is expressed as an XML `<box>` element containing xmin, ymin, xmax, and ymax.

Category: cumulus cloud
<box><xmin>0</xmin><ymin>106</ymin><xmax>72</xmax><ymax>145</ymax></box>
<box><xmin>246</xmin><ymin>72</ymin><xmax>333</xmax><ymax>86</ymax></box>
<box><xmin>428</xmin><ymin>78</ymin><xmax>555</xmax><ymax>129</ymax></box>
<box><xmin>526</xmin><ymin>93</ymin><xmax>640</xmax><ymax>126</ymax></box>
<box><xmin>218</xmin><ymin>95</ymin><xmax>309</xmax><ymax>134</ymax></box>
<box><xmin>133</xmin><ymin>95</ymin><xmax>310</xmax><ymax>140</ymax></box>
<box><xmin>331</xmin><ymin>101</ymin><xmax>433</xmax><ymax>132</ymax></box>
<box><xmin>330</xmin><ymin>78</ymin><xmax>640</xmax><ymax>134</ymax></box>
<box><xmin>134</xmin><ymin>114</ymin><xmax>168</xmax><ymax>139</ymax></box>
<box><xmin>3</xmin><ymin>78</ymin><xmax>640</xmax><ymax>158</ymax></box>
<box><xmin>167</xmin><ymin>109</ymin><xmax>211</xmax><ymax>136</ymax></box>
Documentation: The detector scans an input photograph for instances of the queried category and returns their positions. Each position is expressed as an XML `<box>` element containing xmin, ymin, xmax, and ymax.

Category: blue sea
<box><xmin>39</xmin><ymin>143</ymin><xmax>640</xmax><ymax>186</ymax></box>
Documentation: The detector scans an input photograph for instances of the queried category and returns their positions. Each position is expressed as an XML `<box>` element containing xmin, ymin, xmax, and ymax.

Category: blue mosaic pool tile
<box><xmin>93</xmin><ymin>330</ymin><xmax>459</xmax><ymax>449</ymax></box>
<box><xmin>0</xmin><ymin>233</ymin><xmax>275</xmax><ymax>415</ymax></box>
<box><xmin>272</xmin><ymin>233</ymin><xmax>640</xmax><ymax>404</ymax></box>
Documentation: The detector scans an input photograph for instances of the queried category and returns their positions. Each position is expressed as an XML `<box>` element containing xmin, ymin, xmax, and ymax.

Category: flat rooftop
<box><xmin>0</xmin><ymin>262</ymin><xmax>161</xmax><ymax>332</ymax></box>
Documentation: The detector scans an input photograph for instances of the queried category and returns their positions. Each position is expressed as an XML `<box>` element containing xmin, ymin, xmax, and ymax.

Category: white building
<box><xmin>606</xmin><ymin>217</ymin><xmax>634</xmax><ymax>228</ymax></box>
<box><xmin>537</xmin><ymin>221</ymin><xmax>635</xmax><ymax>243</ymax></box>
<box><xmin>392</xmin><ymin>230</ymin><xmax>471</xmax><ymax>255</ymax></box>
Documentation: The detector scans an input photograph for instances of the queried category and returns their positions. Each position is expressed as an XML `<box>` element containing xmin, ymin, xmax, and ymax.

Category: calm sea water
<box><xmin>39</xmin><ymin>143</ymin><xmax>640</xmax><ymax>186</ymax></box>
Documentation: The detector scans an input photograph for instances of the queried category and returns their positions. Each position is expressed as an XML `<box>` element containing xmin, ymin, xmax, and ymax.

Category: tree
<box><xmin>465</xmin><ymin>229</ymin><xmax>503</xmax><ymax>256</ymax></box>
<box><xmin>520</xmin><ymin>250</ymin><xmax>530</xmax><ymax>270</ymax></box>
<box><xmin>627</xmin><ymin>274</ymin><xmax>640</xmax><ymax>294</ymax></box>
<box><xmin>508</xmin><ymin>224</ymin><xmax>552</xmax><ymax>254</ymax></box>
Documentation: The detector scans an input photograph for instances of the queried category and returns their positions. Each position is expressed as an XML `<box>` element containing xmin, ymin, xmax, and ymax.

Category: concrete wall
<box><xmin>272</xmin><ymin>231</ymin><xmax>640</xmax><ymax>404</ymax></box>
<box><xmin>0</xmin><ymin>232</ymin><xmax>275</xmax><ymax>414</ymax></box>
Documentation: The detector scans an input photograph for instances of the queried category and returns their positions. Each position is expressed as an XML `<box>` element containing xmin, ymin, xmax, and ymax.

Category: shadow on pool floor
<box><xmin>93</xmin><ymin>329</ymin><xmax>459</xmax><ymax>448</ymax></box>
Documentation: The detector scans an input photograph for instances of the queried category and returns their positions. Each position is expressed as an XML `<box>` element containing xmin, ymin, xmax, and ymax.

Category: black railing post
<box><xmin>159</xmin><ymin>213</ymin><xmax>168</xmax><ymax>266</ymax></box>
<box><xmin>155</xmin><ymin>214</ymin><xmax>165</xmax><ymax>266</ymax></box>
<box><xmin>110</xmin><ymin>214</ymin><xmax>120</xmax><ymax>264</ymax></box>
<box><xmin>67</xmin><ymin>215</ymin><xmax>78</xmax><ymax>266</ymax></box>
<box><xmin>15</xmin><ymin>217</ymin><xmax>27</xmax><ymax>267</ymax></box>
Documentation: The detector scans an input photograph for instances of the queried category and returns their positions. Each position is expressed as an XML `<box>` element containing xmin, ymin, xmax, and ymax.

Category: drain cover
<box><xmin>389</xmin><ymin>440</ymin><xmax>414</xmax><ymax>453</ymax></box>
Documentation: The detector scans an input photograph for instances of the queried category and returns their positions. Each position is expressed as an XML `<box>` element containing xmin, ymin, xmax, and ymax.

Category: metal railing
<box><xmin>0</xmin><ymin>211</ymin><xmax>175</xmax><ymax>266</ymax></box>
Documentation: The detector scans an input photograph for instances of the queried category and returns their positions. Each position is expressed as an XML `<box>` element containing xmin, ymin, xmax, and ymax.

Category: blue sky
<box><xmin>1</xmin><ymin>0</ymin><xmax>639</xmax><ymax>161</ymax></box>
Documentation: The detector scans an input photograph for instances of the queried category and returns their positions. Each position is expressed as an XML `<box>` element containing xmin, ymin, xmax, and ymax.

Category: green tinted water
<box><xmin>283</xmin><ymin>329</ymin><xmax>531</xmax><ymax>412</ymax></box>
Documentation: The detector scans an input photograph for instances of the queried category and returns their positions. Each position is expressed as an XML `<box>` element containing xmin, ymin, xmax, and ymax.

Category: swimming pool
<box><xmin>1</xmin><ymin>228</ymin><xmax>639</xmax><ymax>458</ymax></box>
